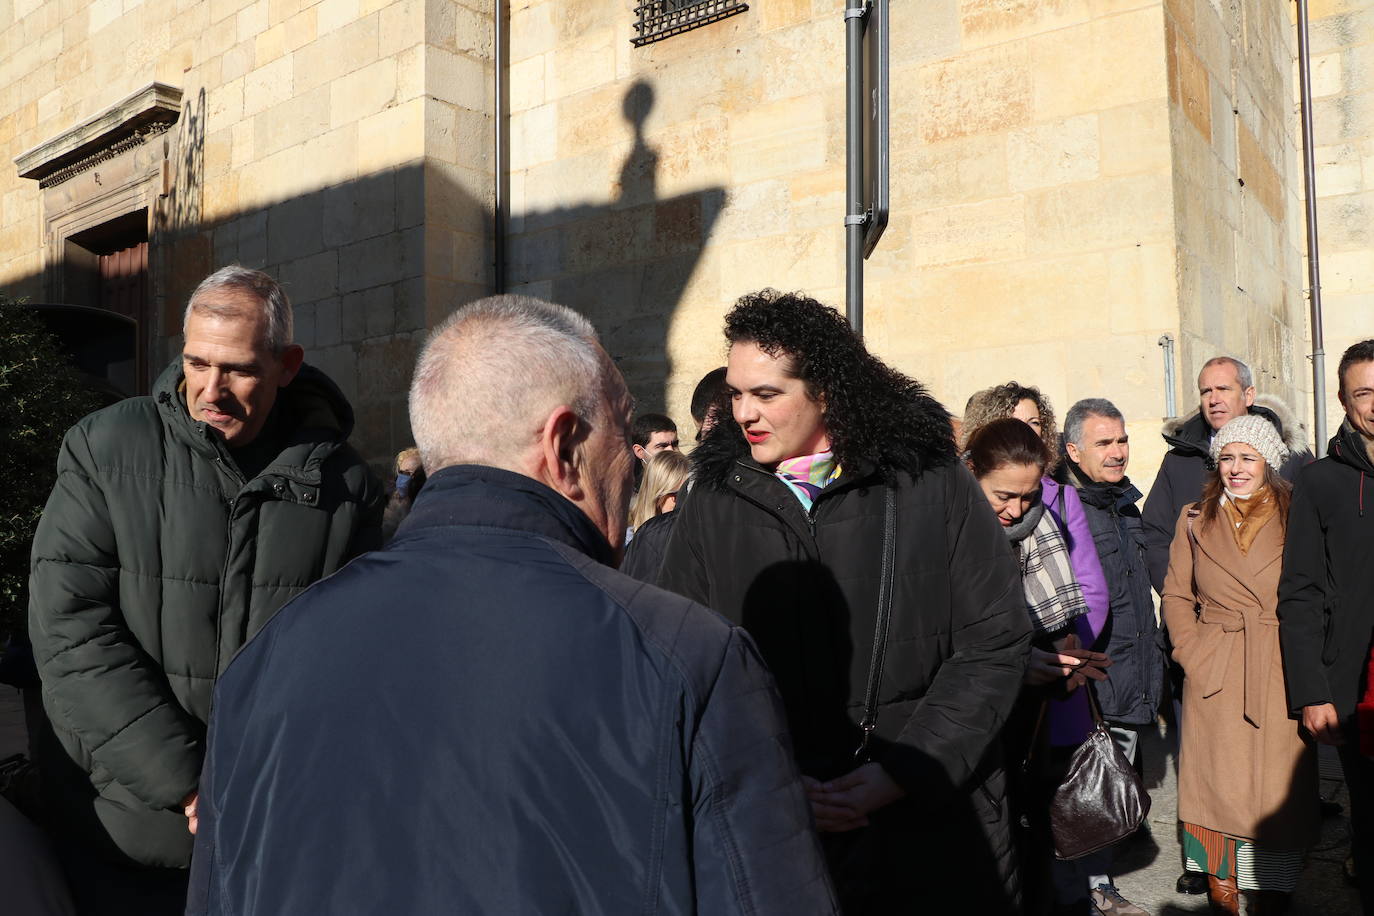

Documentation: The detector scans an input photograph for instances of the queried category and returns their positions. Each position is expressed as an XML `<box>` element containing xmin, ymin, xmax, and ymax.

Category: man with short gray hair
<box><xmin>1142</xmin><ymin>355</ymin><xmax>1309</xmax><ymax>596</ymax></box>
<box><xmin>1058</xmin><ymin>398</ymin><xmax>1159</xmax><ymax>916</ymax></box>
<box><xmin>28</xmin><ymin>265</ymin><xmax>382</xmax><ymax>914</ymax></box>
<box><xmin>1141</xmin><ymin>359</ymin><xmax>1311</xmax><ymax>896</ymax></box>
<box><xmin>187</xmin><ymin>294</ymin><xmax>837</xmax><ymax>916</ymax></box>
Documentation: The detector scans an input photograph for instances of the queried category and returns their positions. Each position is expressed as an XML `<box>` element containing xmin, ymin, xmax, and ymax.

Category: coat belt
<box><xmin>1197</xmin><ymin>604</ymin><xmax>1277</xmax><ymax>728</ymax></box>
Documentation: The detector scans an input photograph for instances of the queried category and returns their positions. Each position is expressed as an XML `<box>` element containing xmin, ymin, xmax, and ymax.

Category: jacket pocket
<box><xmin>1320</xmin><ymin>599</ymin><xmax>1339</xmax><ymax>667</ymax></box>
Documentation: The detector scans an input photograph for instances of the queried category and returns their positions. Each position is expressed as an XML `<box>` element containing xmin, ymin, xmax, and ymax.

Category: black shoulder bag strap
<box><xmin>856</xmin><ymin>483</ymin><xmax>898</xmax><ymax>763</ymax></box>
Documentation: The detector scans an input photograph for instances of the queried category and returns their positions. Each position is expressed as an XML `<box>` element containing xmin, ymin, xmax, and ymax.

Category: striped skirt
<box><xmin>1182</xmin><ymin>822</ymin><xmax>1304</xmax><ymax>892</ymax></box>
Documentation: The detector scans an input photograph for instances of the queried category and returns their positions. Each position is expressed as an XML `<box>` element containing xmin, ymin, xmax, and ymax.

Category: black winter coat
<box><xmin>27</xmin><ymin>360</ymin><xmax>382</xmax><ymax>868</ymax></box>
<box><xmin>621</xmin><ymin>510</ymin><xmax>677</xmax><ymax>582</ymax></box>
<box><xmin>1277</xmin><ymin>422</ymin><xmax>1374</xmax><ymax>721</ymax></box>
<box><xmin>1142</xmin><ymin>400</ymin><xmax>1310</xmax><ymax>594</ymax></box>
<box><xmin>1062</xmin><ymin>463</ymin><xmax>1164</xmax><ymax>726</ymax></box>
<box><xmin>189</xmin><ymin>466</ymin><xmax>837</xmax><ymax>916</ymax></box>
<box><xmin>658</xmin><ymin>410</ymin><xmax>1030</xmax><ymax>913</ymax></box>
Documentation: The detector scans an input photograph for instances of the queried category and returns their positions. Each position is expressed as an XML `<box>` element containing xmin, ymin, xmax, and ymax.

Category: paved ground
<box><xmin>1112</xmin><ymin>718</ymin><xmax>1361</xmax><ymax>915</ymax></box>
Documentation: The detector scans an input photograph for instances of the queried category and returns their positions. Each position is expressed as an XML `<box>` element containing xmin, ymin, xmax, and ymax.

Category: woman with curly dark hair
<box><xmin>961</xmin><ymin>381</ymin><xmax>1061</xmax><ymax>471</ymax></box>
<box><xmin>658</xmin><ymin>290</ymin><xmax>1031</xmax><ymax>913</ymax></box>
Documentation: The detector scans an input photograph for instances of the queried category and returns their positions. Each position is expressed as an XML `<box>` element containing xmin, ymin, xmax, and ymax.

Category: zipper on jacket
<box><xmin>212</xmin><ymin>492</ymin><xmax>237</xmax><ymax>679</ymax></box>
<box><xmin>733</xmin><ymin>461</ymin><xmax>822</xmax><ymax>556</ymax></box>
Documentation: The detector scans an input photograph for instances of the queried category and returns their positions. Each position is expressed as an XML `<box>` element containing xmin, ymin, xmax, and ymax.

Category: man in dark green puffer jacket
<box><xmin>28</xmin><ymin>266</ymin><xmax>383</xmax><ymax>914</ymax></box>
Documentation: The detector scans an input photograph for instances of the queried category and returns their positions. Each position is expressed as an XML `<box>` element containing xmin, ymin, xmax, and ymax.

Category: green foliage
<box><xmin>0</xmin><ymin>297</ymin><xmax>100</xmax><ymax>641</ymax></box>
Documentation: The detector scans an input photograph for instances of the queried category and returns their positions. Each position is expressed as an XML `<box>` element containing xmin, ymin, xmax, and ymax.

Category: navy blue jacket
<box><xmin>1061</xmin><ymin>462</ymin><xmax>1165</xmax><ymax>726</ymax></box>
<box><xmin>188</xmin><ymin>465</ymin><xmax>836</xmax><ymax>916</ymax></box>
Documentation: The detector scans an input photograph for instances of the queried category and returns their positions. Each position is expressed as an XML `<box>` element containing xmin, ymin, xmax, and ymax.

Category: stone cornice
<box><xmin>14</xmin><ymin>82</ymin><xmax>183</xmax><ymax>183</ymax></box>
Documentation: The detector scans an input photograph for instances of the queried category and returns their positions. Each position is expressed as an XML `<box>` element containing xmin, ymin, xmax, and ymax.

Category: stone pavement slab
<box><xmin>1110</xmin><ymin>719</ymin><xmax>1360</xmax><ymax>915</ymax></box>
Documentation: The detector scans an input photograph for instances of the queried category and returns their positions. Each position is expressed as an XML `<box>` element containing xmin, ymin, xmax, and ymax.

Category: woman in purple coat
<box><xmin>964</xmin><ymin>411</ymin><xmax>1120</xmax><ymax>915</ymax></box>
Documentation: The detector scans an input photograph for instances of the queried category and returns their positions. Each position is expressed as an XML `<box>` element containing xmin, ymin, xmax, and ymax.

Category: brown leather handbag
<box><xmin>1047</xmin><ymin>682</ymin><xmax>1151</xmax><ymax>860</ymax></box>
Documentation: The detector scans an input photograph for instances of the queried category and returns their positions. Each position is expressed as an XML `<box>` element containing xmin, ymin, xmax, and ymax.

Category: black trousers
<box><xmin>1339</xmin><ymin>722</ymin><xmax>1374</xmax><ymax>913</ymax></box>
<box><xmin>55</xmin><ymin>840</ymin><xmax>188</xmax><ymax>916</ymax></box>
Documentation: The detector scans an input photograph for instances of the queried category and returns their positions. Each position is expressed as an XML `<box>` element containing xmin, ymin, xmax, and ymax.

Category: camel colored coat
<box><xmin>1161</xmin><ymin>503</ymin><xmax>1318</xmax><ymax>848</ymax></box>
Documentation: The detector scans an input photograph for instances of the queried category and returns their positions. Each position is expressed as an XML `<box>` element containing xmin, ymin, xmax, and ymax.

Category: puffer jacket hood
<box><xmin>153</xmin><ymin>357</ymin><xmax>356</xmax><ymax>468</ymax></box>
<box><xmin>1161</xmin><ymin>396</ymin><xmax>1302</xmax><ymax>460</ymax></box>
<box><xmin>691</xmin><ymin>386</ymin><xmax>957</xmax><ymax>490</ymax></box>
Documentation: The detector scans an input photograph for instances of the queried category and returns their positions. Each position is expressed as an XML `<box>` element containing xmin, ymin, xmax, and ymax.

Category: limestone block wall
<box><xmin>1303</xmin><ymin>0</ymin><xmax>1374</xmax><ymax>440</ymax></box>
<box><xmin>0</xmin><ymin>0</ymin><xmax>493</xmax><ymax>463</ymax></box>
<box><xmin>1164</xmin><ymin>0</ymin><xmax>1307</xmax><ymax>437</ymax></box>
<box><xmin>508</xmin><ymin>0</ymin><xmax>1185</xmax><ymax>487</ymax></box>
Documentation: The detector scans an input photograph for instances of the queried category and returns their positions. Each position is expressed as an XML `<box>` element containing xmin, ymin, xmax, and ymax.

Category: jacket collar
<box><xmin>1062</xmin><ymin>458</ymin><xmax>1142</xmax><ymax>510</ymax></box>
<box><xmin>1330</xmin><ymin>419</ymin><xmax>1374</xmax><ymax>476</ymax></box>
<box><xmin>1161</xmin><ymin>400</ymin><xmax>1299</xmax><ymax>459</ymax></box>
<box><xmin>394</xmin><ymin>465</ymin><xmax>616</xmax><ymax>567</ymax></box>
<box><xmin>152</xmin><ymin>357</ymin><xmax>354</xmax><ymax>482</ymax></box>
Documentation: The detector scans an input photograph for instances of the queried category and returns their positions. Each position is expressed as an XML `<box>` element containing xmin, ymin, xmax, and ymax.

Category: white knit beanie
<box><xmin>1210</xmin><ymin>414</ymin><xmax>1288</xmax><ymax>470</ymax></box>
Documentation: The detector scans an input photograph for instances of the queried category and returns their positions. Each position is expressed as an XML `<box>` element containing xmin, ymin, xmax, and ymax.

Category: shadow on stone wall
<box><xmin>3</xmin><ymin>77</ymin><xmax>723</xmax><ymax>467</ymax></box>
<box><xmin>506</xmin><ymin>79</ymin><xmax>726</xmax><ymax>421</ymax></box>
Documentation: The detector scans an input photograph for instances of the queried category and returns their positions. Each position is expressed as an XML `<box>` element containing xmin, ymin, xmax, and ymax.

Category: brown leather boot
<box><xmin>1207</xmin><ymin>874</ymin><xmax>1241</xmax><ymax>914</ymax></box>
<box><xmin>1243</xmin><ymin>890</ymin><xmax>1292</xmax><ymax>914</ymax></box>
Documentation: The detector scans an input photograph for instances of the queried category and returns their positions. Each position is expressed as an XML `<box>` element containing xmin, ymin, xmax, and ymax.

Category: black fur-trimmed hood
<box><xmin>689</xmin><ymin>389</ymin><xmax>958</xmax><ymax>489</ymax></box>
<box><xmin>1160</xmin><ymin>395</ymin><xmax>1303</xmax><ymax>457</ymax></box>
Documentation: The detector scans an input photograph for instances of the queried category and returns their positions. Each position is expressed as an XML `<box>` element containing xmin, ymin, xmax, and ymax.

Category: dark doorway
<box><xmin>63</xmin><ymin>209</ymin><xmax>151</xmax><ymax>392</ymax></box>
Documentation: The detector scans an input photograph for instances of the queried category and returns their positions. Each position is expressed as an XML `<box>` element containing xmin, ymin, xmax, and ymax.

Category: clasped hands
<box><xmin>1024</xmin><ymin>633</ymin><xmax>1111</xmax><ymax>690</ymax></box>
<box><xmin>802</xmin><ymin>761</ymin><xmax>906</xmax><ymax>833</ymax></box>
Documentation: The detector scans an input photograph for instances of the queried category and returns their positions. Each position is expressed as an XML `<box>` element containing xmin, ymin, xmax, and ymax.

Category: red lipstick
<box><xmin>745</xmin><ymin>429</ymin><xmax>769</xmax><ymax>444</ymax></box>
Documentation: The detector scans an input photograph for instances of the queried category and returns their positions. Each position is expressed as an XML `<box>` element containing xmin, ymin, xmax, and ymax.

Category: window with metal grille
<box><xmin>631</xmin><ymin>0</ymin><xmax>748</xmax><ymax>46</ymax></box>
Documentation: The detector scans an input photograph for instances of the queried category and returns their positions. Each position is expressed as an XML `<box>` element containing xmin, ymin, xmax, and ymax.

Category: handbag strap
<box><xmin>1083</xmin><ymin>678</ymin><xmax>1107</xmax><ymax>728</ymax></box>
<box><xmin>857</xmin><ymin>483</ymin><xmax>898</xmax><ymax>760</ymax></box>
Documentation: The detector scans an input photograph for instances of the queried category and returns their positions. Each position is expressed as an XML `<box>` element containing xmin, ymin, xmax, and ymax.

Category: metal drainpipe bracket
<box><xmin>844</xmin><ymin>6</ymin><xmax>867</xmax><ymax>19</ymax></box>
<box><xmin>844</xmin><ymin>213</ymin><xmax>869</xmax><ymax>226</ymax></box>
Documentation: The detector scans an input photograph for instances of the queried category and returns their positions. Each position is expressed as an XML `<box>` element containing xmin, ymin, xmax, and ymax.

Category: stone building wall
<box><xmin>0</xmin><ymin>0</ymin><xmax>493</xmax><ymax>463</ymax></box>
<box><xmin>1164</xmin><ymin>0</ymin><xmax>1307</xmax><ymax>425</ymax></box>
<box><xmin>507</xmin><ymin>0</ymin><xmax>1198</xmax><ymax>486</ymax></box>
<box><xmin>0</xmin><ymin>0</ymin><xmax>1331</xmax><ymax>478</ymax></box>
<box><xmin>1303</xmin><ymin>0</ymin><xmax>1374</xmax><ymax>440</ymax></box>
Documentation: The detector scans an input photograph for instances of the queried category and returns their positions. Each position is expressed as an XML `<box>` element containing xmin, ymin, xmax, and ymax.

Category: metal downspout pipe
<box><xmin>494</xmin><ymin>0</ymin><xmax>508</xmax><ymax>294</ymax></box>
<box><xmin>1159</xmin><ymin>334</ymin><xmax>1177</xmax><ymax>419</ymax></box>
<box><xmin>844</xmin><ymin>4</ymin><xmax>866</xmax><ymax>335</ymax></box>
<box><xmin>1295</xmin><ymin>0</ymin><xmax>1327</xmax><ymax>456</ymax></box>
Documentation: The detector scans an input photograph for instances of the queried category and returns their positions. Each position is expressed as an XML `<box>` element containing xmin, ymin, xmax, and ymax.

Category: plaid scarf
<box><xmin>1007</xmin><ymin>502</ymin><xmax>1088</xmax><ymax>637</ymax></box>
<box><xmin>775</xmin><ymin>451</ymin><xmax>841</xmax><ymax>513</ymax></box>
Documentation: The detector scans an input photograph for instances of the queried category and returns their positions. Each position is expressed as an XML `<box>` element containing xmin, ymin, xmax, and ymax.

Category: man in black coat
<box><xmin>1278</xmin><ymin>339</ymin><xmax>1374</xmax><ymax>911</ymax></box>
<box><xmin>1138</xmin><ymin>356</ymin><xmax>1309</xmax><ymax>896</ymax></box>
<box><xmin>187</xmin><ymin>295</ymin><xmax>837</xmax><ymax>916</ymax></box>
<box><xmin>1141</xmin><ymin>356</ymin><xmax>1310</xmax><ymax>593</ymax></box>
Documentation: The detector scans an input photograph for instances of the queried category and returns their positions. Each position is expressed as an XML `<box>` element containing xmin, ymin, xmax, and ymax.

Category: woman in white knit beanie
<box><xmin>1159</xmin><ymin>413</ymin><xmax>1317</xmax><ymax>913</ymax></box>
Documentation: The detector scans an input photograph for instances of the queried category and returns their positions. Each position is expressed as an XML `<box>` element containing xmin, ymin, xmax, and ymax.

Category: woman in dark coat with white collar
<box><xmin>658</xmin><ymin>290</ymin><xmax>1030</xmax><ymax>913</ymax></box>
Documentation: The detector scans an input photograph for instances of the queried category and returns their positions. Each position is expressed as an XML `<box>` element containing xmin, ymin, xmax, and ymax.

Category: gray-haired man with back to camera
<box><xmin>187</xmin><ymin>294</ymin><xmax>837</xmax><ymax>915</ymax></box>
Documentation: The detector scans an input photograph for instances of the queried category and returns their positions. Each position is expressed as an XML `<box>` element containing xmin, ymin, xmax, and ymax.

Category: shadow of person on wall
<box><xmin>507</xmin><ymin>78</ymin><xmax>725</xmax><ymax>424</ymax></box>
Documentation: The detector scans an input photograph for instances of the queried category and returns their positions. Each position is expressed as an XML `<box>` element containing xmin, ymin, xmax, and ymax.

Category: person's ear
<box><xmin>539</xmin><ymin>406</ymin><xmax>585</xmax><ymax>502</ymax></box>
<box><xmin>1243</xmin><ymin>386</ymin><xmax>1256</xmax><ymax>408</ymax></box>
<box><xmin>632</xmin><ymin>443</ymin><xmax>648</xmax><ymax>464</ymax></box>
<box><xmin>1065</xmin><ymin>441</ymin><xmax>1082</xmax><ymax>465</ymax></box>
<box><xmin>278</xmin><ymin>345</ymin><xmax>305</xmax><ymax>386</ymax></box>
